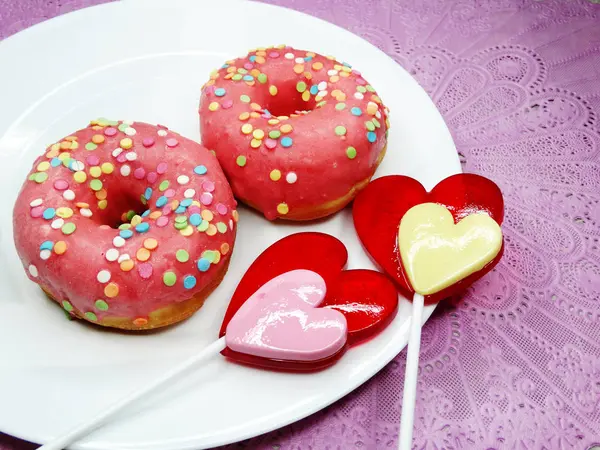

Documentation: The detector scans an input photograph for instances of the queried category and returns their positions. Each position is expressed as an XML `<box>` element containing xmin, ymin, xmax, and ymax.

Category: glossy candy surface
<box><xmin>353</xmin><ymin>174</ymin><xmax>504</xmax><ymax>304</ymax></box>
<box><xmin>220</xmin><ymin>232</ymin><xmax>398</xmax><ymax>371</ymax></box>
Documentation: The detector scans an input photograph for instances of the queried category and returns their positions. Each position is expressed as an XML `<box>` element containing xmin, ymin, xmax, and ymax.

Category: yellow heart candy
<box><xmin>398</xmin><ymin>203</ymin><xmax>503</xmax><ymax>296</ymax></box>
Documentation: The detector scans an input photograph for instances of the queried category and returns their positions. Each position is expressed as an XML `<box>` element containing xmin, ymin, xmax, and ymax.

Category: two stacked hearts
<box><xmin>219</xmin><ymin>233</ymin><xmax>399</xmax><ymax>371</ymax></box>
<box><xmin>353</xmin><ymin>173</ymin><xmax>504</xmax><ymax>303</ymax></box>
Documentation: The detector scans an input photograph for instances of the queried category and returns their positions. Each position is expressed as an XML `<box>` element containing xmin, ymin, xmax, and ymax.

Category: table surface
<box><xmin>2</xmin><ymin>0</ymin><xmax>600</xmax><ymax>449</ymax></box>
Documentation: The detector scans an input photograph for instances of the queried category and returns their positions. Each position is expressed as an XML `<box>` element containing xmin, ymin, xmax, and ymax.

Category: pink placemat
<box><xmin>2</xmin><ymin>0</ymin><xmax>600</xmax><ymax>448</ymax></box>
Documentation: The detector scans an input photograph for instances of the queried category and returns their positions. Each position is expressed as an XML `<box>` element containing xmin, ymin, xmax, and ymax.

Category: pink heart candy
<box><xmin>225</xmin><ymin>270</ymin><xmax>348</xmax><ymax>362</ymax></box>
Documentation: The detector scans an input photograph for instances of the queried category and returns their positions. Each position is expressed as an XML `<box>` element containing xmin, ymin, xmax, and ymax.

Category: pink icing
<box><xmin>199</xmin><ymin>46</ymin><xmax>390</xmax><ymax>220</ymax></box>
<box><xmin>225</xmin><ymin>270</ymin><xmax>348</xmax><ymax>362</ymax></box>
<box><xmin>13</xmin><ymin>121</ymin><xmax>238</xmax><ymax>327</ymax></box>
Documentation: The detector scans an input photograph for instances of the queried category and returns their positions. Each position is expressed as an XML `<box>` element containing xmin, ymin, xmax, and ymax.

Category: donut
<box><xmin>199</xmin><ymin>45</ymin><xmax>390</xmax><ymax>221</ymax></box>
<box><xmin>13</xmin><ymin>119</ymin><xmax>238</xmax><ymax>330</ymax></box>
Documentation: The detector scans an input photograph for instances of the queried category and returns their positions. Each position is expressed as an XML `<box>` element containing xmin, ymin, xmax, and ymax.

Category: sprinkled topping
<box><xmin>281</xmin><ymin>137</ymin><xmax>293</xmax><ymax>148</ymax></box>
<box><xmin>208</xmin><ymin>102</ymin><xmax>219</xmax><ymax>111</ymax></box>
<box><xmin>270</xmin><ymin>170</ymin><xmax>282</xmax><ymax>181</ymax></box>
<box><xmin>236</xmin><ymin>155</ymin><xmax>247</xmax><ymax>167</ymax></box>
<box><xmin>183</xmin><ymin>275</ymin><xmax>197</xmax><ymax>289</ymax></box>
<box><xmin>346</xmin><ymin>146</ymin><xmax>357</xmax><ymax>159</ymax></box>
<box><xmin>197</xmin><ymin>258</ymin><xmax>210</xmax><ymax>272</ymax></box>
<box><xmin>163</xmin><ymin>271</ymin><xmax>177</xmax><ymax>286</ymax></box>
<box><xmin>335</xmin><ymin>126</ymin><xmax>347</xmax><ymax>136</ymax></box>
<box><xmin>137</xmin><ymin>263</ymin><xmax>152</xmax><ymax>279</ymax></box>
<box><xmin>28</xmin><ymin>264</ymin><xmax>38</xmax><ymax>277</ymax></box>
<box><xmin>176</xmin><ymin>249</ymin><xmax>189</xmax><ymax>263</ymax></box>
<box><xmin>95</xmin><ymin>300</ymin><xmax>109</xmax><ymax>311</ymax></box>
<box><xmin>105</xmin><ymin>248</ymin><xmax>119</xmax><ymax>262</ymax></box>
<box><xmin>286</xmin><ymin>172</ymin><xmax>298</xmax><ymax>184</ymax></box>
<box><xmin>61</xmin><ymin>222</ymin><xmax>76</xmax><ymax>235</ymax></box>
<box><xmin>97</xmin><ymin>270</ymin><xmax>111</xmax><ymax>283</ymax></box>
<box><xmin>143</xmin><ymin>137</ymin><xmax>155</xmax><ymax>147</ymax></box>
<box><xmin>177</xmin><ymin>175</ymin><xmax>190</xmax><ymax>185</ymax></box>
<box><xmin>277</xmin><ymin>203</ymin><xmax>289</xmax><ymax>215</ymax></box>
<box><xmin>84</xmin><ymin>312</ymin><xmax>97</xmax><ymax>322</ymax></box>
<box><xmin>104</xmin><ymin>282</ymin><xmax>119</xmax><ymax>298</ymax></box>
<box><xmin>367</xmin><ymin>131</ymin><xmax>377</xmax><ymax>143</ymax></box>
<box><xmin>62</xmin><ymin>300</ymin><xmax>73</xmax><ymax>312</ymax></box>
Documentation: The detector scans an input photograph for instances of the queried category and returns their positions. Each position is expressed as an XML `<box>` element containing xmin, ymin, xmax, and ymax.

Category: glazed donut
<box><xmin>199</xmin><ymin>45</ymin><xmax>390</xmax><ymax>221</ymax></box>
<box><xmin>13</xmin><ymin>119</ymin><xmax>238</xmax><ymax>330</ymax></box>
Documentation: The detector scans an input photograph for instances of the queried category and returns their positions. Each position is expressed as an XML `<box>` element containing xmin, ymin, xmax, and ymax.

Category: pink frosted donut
<box><xmin>13</xmin><ymin>119</ymin><xmax>238</xmax><ymax>330</ymax></box>
<box><xmin>199</xmin><ymin>45</ymin><xmax>390</xmax><ymax>221</ymax></box>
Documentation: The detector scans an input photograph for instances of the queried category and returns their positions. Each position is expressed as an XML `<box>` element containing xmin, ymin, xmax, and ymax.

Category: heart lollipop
<box><xmin>353</xmin><ymin>173</ymin><xmax>504</xmax><ymax>450</ymax></box>
<box><xmin>39</xmin><ymin>232</ymin><xmax>398</xmax><ymax>450</ymax></box>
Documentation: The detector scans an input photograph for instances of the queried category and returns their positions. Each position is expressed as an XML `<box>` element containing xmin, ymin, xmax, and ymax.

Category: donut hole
<box><xmin>93</xmin><ymin>192</ymin><xmax>147</xmax><ymax>229</ymax></box>
<box><xmin>262</xmin><ymin>80</ymin><xmax>317</xmax><ymax>116</ymax></box>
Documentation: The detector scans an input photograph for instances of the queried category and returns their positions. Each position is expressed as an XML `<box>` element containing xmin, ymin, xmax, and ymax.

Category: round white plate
<box><xmin>0</xmin><ymin>1</ymin><xmax>459</xmax><ymax>448</ymax></box>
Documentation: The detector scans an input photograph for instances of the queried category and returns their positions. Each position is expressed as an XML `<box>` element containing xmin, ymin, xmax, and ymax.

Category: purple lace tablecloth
<box><xmin>2</xmin><ymin>0</ymin><xmax>600</xmax><ymax>448</ymax></box>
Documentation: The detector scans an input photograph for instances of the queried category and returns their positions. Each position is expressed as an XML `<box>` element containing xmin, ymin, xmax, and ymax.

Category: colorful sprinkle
<box><xmin>183</xmin><ymin>275</ymin><xmax>197</xmax><ymax>289</ymax></box>
<box><xmin>61</xmin><ymin>223</ymin><xmax>76</xmax><ymax>235</ymax></box>
<box><xmin>335</xmin><ymin>103</ymin><xmax>346</xmax><ymax>111</ymax></box>
<box><xmin>163</xmin><ymin>271</ymin><xmax>177</xmax><ymax>286</ymax></box>
<box><xmin>176</xmin><ymin>249</ymin><xmax>190</xmax><ymax>263</ymax></box>
<box><xmin>335</xmin><ymin>126</ymin><xmax>347</xmax><ymax>136</ymax></box>
<box><xmin>95</xmin><ymin>299</ymin><xmax>109</xmax><ymax>311</ymax></box>
<box><xmin>84</xmin><ymin>312</ymin><xmax>97</xmax><ymax>322</ymax></box>
<box><xmin>270</xmin><ymin>170</ymin><xmax>282</xmax><ymax>181</ymax></box>
<box><xmin>367</xmin><ymin>131</ymin><xmax>377</xmax><ymax>143</ymax></box>
<box><xmin>105</xmin><ymin>248</ymin><xmax>119</xmax><ymax>261</ymax></box>
<box><xmin>346</xmin><ymin>146</ymin><xmax>357</xmax><ymax>159</ymax></box>
<box><xmin>104</xmin><ymin>283</ymin><xmax>119</xmax><ymax>298</ymax></box>
<box><xmin>281</xmin><ymin>137</ymin><xmax>293</xmax><ymax>148</ymax></box>
<box><xmin>277</xmin><ymin>203</ymin><xmax>289</xmax><ymax>215</ymax></box>
<box><xmin>197</xmin><ymin>258</ymin><xmax>210</xmax><ymax>272</ymax></box>
<box><xmin>135</xmin><ymin>223</ymin><xmax>150</xmax><ymax>233</ymax></box>
<box><xmin>54</xmin><ymin>241</ymin><xmax>67</xmax><ymax>255</ymax></box>
<box><xmin>62</xmin><ymin>300</ymin><xmax>72</xmax><ymax>312</ymax></box>
<box><xmin>143</xmin><ymin>137</ymin><xmax>155</xmax><ymax>147</ymax></box>
<box><xmin>280</xmin><ymin>124</ymin><xmax>293</xmax><ymax>134</ymax></box>
<box><xmin>42</xmin><ymin>208</ymin><xmax>56</xmax><ymax>220</ymax></box>
<box><xmin>269</xmin><ymin>85</ymin><xmax>278</xmax><ymax>96</ymax></box>
<box><xmin>120</xmin><ymin>259</ymin><xmax>135</xmax><ymax>272</ymax></box>
<box><xmin>351</xmin><ymin>107</ymin><xmax>362</xmax><ymax>116</ymax></box>
<box><xmin>97</xmin><ymin>270</ymin><xmax>111</xmax><ymax>283</ymax></box>
<box><xmin>236</xmin><ymin>155</ymin><xmax>247</xmax><ymax>167</ymax></box>
<box><xmin>138</xmin><ymin>263</ymin><xmax>153</xmax><ymax>279</ymax></box>
<box><xmin>214</xmin><ymin>88</ymin><xmax>226</xmax><ymax>97</ymax></box>
<box><xmin>286</xmin><ymin>172</ymin><xmax>298</xmax><ymax>184</ymax></box>
<box><xmin>194</xmin><ymin>165</ymin><xmax>207</xmax><ymax>175</ymax></box>
<box><xmin>208</xmin><ymin>102</ymin><xmax>220</xmax><ymax>111</ymax></box>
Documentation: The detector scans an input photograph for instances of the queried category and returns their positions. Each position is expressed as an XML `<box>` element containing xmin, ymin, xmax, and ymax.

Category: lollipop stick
<box><xmin>398</xmin><ymin>293</ymin><xmax>424</xmax><ymax>450</ymax></box>
<box><xmin>38</xmin><ymin>337</ymin><xmax>226</xmax><ymax>450</ymax></box>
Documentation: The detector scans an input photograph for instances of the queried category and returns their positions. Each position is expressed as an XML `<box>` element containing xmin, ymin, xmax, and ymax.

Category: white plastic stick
<box><xmin>398</xmin><ymin>293</ymin><xmax>425</xmax><ymax>450</ymax></box>
<box><xmin>38</xmin><ymin>337</ymin><xmax>227</xmax><ymax>450</ymax></box>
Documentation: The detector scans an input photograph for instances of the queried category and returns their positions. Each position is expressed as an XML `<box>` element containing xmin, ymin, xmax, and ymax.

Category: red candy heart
<box><xmin>352</xmin><ymin>174</ymin><xmax>504</xmax><ymax>304</ymax></box>
<box><xmin>219</xmin><ymin>232</ymin><xmax>399</xmax><ymax>371</ymax></box>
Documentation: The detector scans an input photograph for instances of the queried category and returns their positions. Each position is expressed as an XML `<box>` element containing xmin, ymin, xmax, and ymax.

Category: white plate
<box><xmin>0</xmin><ymin>1</ymin><xmax>459</xmax><ymax>448</ymax></box>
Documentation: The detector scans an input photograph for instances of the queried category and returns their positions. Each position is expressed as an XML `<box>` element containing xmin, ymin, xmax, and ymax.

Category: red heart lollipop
<box><xmin>220</xmin><ymin>232</ymin><xmax>399</xmax><ymax>371</ymax></box>
<box><xmin>352</xmin><ymin>173</ymin><xmax>504</xmax><ymax>304</ymax></box>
